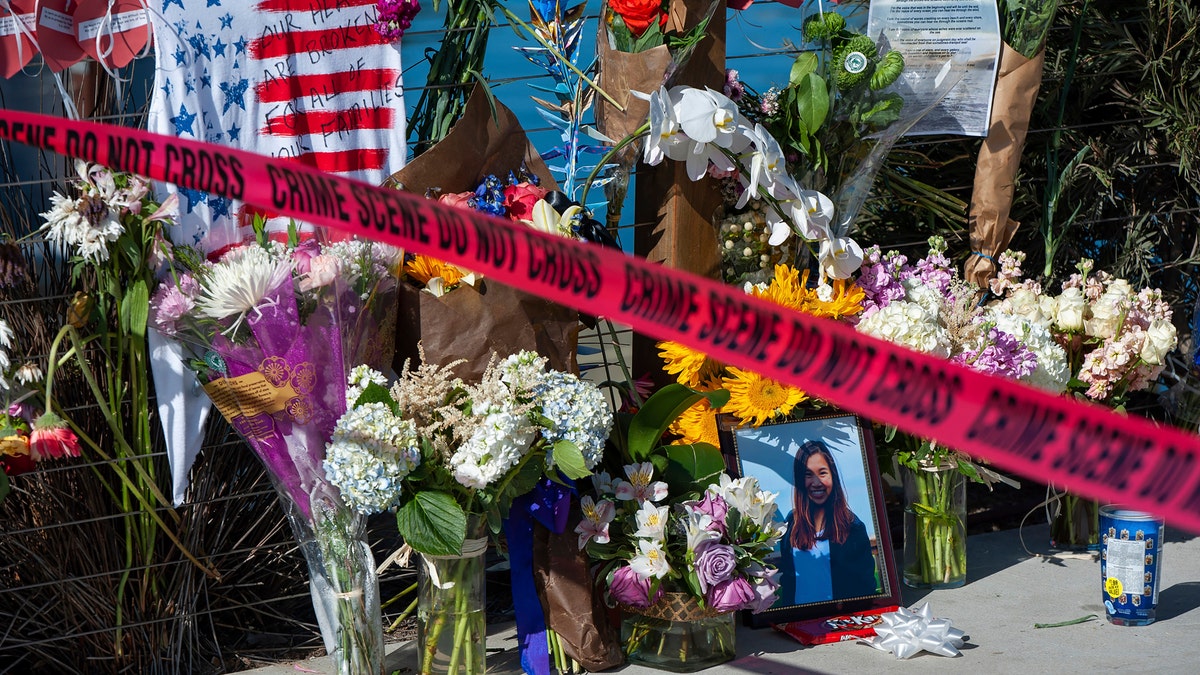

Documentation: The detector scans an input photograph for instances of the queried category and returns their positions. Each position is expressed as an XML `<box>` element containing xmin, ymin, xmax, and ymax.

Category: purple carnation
<box><xmin>373</xmin><ymin>0</ymin><xmax>421</xmax><ymax>41</ymax></box>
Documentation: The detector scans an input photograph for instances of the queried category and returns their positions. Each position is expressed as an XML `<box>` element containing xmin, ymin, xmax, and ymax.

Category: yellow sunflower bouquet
<box><xmin>658</xmin><ymin>264</ymin><xmax>865</xmax><ymax>442</ymax></box>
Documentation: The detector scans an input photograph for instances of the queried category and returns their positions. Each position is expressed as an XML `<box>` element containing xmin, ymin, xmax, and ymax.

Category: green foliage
<box><xmin>396</xmin><ymin>490</ymin><xmax>468</xmax><ymax>556</ymax></box>
<box><xmin>661</xmin><ymin>443</ymin><xmax>726</xmax><ymax>497</ymax></box>
<box><xmin>625</xmin><ymin>384</ymin><xmax>729</xmax><ymax>464</ymax></box>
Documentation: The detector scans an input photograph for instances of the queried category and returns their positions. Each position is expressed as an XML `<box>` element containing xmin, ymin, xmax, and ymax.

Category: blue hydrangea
<box><xmin>323</xmin><ymin>402</ymin><xmax>421</xmax><ymax>515</ymax></box>
<box><xmin>533</xmin><ymin>371</ymin><xmax>612</xmax><ymax>469</ymax></box>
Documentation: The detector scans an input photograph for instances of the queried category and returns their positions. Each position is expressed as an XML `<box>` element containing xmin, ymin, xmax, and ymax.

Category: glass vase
<box><xmin>1049</xmin><ymin>488</ymin><xmax>1100</xmax><ymax>551</ymax></box>
<box><xmin>283</xmin><ymin>492</ymin><xmax>384</xmax><ymax>675</ymax></box>
<box><xmin>620</xmin><ymin>593</ymin><xmax>736</xmax><ymax>673</ymax></box>
<box><xmin>416</xmin><ymin>519</ymin><xmax>488</xmax><ymax>675</ymax></box>
<box><xmin>902</xmin><ymin>464</ymin><xmax>967</xmax><ymax>589</ymax></box>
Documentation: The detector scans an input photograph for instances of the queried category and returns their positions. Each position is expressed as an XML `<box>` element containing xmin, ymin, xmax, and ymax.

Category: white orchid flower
<box><xmin>819</xmin><ymin>235</ymin><xmax>865</xmax><ymax>280</ymax></box>
<box><xmin>659</xmin><ymin>87</ymin><xmax>753</xmax><ymax>181</ymax></box>
<box><xmin>764</xmin><ymin>178</ymin><xmax>835</xmax><ymax>246</ymax></box>
<box><xmin>644</xmin><ymin>86</ymin><xmax>690</xmax><ymax>167</ymax></box>
<box><xmin>737</xmin><ymin>123</ymin><xmax>788</xmax><ymax>209</ymax></box>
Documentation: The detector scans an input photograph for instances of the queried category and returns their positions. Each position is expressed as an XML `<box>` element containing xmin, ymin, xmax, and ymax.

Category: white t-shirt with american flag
<box><xmin>147</xmin><ymin>0</ymin><xmax>407</xmax><ymax>255</ymax></box>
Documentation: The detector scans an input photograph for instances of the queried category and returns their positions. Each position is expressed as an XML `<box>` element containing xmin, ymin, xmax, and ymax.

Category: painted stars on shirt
<box><xmin>170</xmin><ymin>104</ymin><xmax>196</xmax><ymax>136</ymax></box>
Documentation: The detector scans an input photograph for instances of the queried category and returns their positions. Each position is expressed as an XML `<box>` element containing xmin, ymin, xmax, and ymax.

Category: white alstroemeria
<box><xmin>633</xmin><ymin>501</ymin><xmax>669</xmax><ymax>541</ymax></box>
<box><xmin>681</xmin><ymin>507</ymin><xmax>721</xmax><ymax>552</ymax></box>
<box><xmin>819</xmin><ymin>235</ymin><xmax>864</xmax><ymax>280</ymax></box>
<box><xmin>737</xmin><ymin>123</ymin><xmax>788</xmax><ymax>209</ymax></box>
<box><xmin>743</xmin><ymin>487</ymin><xmax>781</xmax><ymax>528</ymax></box>
<box><xmin>629</xmin><ymin>538</ymin><xmax>672</xmax><ymax>579</ymax></box>
<box><xmin>644</xmin><ymin>86</ymin><xmax>691</xmax><ymax>167</ymax></box>
<box><xmin>526</xmin><ymin>199</ymin><xmax>581</xmax><ymax>238</ymax></box>
<box><xmin>614</xmin><ymin>461</ymin><xmax>669</xmax><ymax>503</ymax></box>
<box><xmin>576</xmin><ymin>496</ymin><xmax>616</xmax><ymax>548</ymax></box>
<box><xmin>591</xmin><ymin>470</ymin><xmax>616</xmax><ymax>495</ymax></box>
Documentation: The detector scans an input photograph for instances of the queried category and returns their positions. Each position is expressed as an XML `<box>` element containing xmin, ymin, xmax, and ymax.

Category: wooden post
<box><xmin>631</xmin><ymin>3</ymin><xmax>727</xmax><ymax>384</ymax></box>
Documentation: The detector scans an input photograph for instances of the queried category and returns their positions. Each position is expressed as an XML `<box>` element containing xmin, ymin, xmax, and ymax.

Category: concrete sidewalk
<box><xmin>248</xmin><ymin>523</ymin><xmax>1200</xmax><ymax>674</ymax></box>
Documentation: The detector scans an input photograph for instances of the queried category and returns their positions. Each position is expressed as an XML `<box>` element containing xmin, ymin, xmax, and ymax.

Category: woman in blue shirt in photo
<box><xmin>777</xmin><ymin>440</ymin><xmax>879</xmax><ymax>605</ymax></box>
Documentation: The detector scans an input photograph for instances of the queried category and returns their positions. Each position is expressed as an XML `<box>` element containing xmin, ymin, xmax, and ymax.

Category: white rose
<box><xmin>1054</xmin><ymin>287</ymin><xmax>1087</xmax><ymax>333</ymax></box>
<box><xmin>1006</xmin><ymin>287</ymin><xmax>1045</xmax><ymax>324</ymax></box>
<box><xmin>1139</xmin><ymin>319</ymin><xmax>1177</xmax><ymax>365</ymax></box>
<box><xmin>1038</xmin><ymin>294</ymin><xmax>1058</xmax><ymax>325</ymax></box>
<box><xmin>1105</xmin><ymin>278</ymin><xmax>1133</xmax><ymax>299</ymax></box>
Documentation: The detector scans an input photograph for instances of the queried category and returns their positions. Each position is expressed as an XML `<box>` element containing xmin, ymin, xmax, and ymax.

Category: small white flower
<box><xmin>14</xmin><ymin>362</ymin><xmax>43</xmax><ymax>386</ymax></box>
<box><xmin>633</xmin><ymin>502</ymin><xmax>669</xmax><ymax>541</ymax></box>
<box><xmin>629</xmin><ymin>539</ymin><xmax>672</xmax><ymax>579</ymax></box>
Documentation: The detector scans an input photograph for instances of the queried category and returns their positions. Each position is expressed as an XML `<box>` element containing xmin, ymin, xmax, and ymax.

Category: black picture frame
<box><xmin>718</xmin><ymin>411</ymin><xmax>901</xmax><ymax>627</ymax></box>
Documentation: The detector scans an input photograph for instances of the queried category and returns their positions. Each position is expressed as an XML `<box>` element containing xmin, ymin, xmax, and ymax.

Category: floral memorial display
<box><xmin>2</xmin><ymin>0</ymin><xmax>1198</xmax><ymax>673</ymax></box>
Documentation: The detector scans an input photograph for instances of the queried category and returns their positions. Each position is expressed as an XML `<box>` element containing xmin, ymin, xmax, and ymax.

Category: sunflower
<box><xmin>658</xmin><ymin>340</ymin><xmax>721</xmax><ymax>387</ymax></box>
<box><xmin>668</xmin><ymin>380</ymin><xmax>723</xmax><ymax>446</ymax></box>
<box><xmin>405</xmin><ymin>254</ymin><xmax>471</xmax><ymax>289</ymax></box>
<box><xmin>751</xmin><ymin>265</ymin><xmax>865</xmax><ymax>320</ymax></box>
<box><xmin>721</xmin><ymin>367</ymin><xmax>807</xmax><ymax>427</ymax></box>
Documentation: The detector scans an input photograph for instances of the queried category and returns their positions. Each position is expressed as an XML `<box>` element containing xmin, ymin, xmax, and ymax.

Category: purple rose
<box><xmin>609</xmin><ymin>565</ymin><xmax>661</xmax><ymax>608</ymax></box>
<box><xmin>693</xmin><ymin>543</ymin><xmax>738</xmax><ymax>593</ymax></box>
<box><xmin>706</xmin><ymin>577</ymin><xmax>755</xmax><ymax>612</ymax></box>
<box><xmin>694</xmin><ymin>491</ymin><xmax>729</xmax><ymax>534</ymax></box>
<box><xmin>748</xmin><ymin>571</ymin><xmax>781</xmax><ymax>613</ymax></box>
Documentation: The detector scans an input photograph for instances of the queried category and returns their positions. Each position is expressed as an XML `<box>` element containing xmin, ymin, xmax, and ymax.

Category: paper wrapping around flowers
<box><xmin>385</xmin><ymin>85</ymin><xmax>580</xmax><ymax>380</ymax></box>
<box><xmin>533</xmin><ymin>502</ymin><xmax>624</xmax><ymax>671</ymax></box>
<box><xmin>395</xmin><ymin>280</ymin><xmax>580</xmax><ymax>382</ymax></box>
<box><xmin>383</xmin><ymin>84</ymin><xmax>558</xmax><ymax>195</ymax></box>
<box><xmin>594</xmin><ymin>25</ymin><xmax>672</xmax><ymax>147</ymax></box>
<box><xmin>965</xmin><ymin>43</ymin><xmax>1047</xmax><ymax>287</ymax></box>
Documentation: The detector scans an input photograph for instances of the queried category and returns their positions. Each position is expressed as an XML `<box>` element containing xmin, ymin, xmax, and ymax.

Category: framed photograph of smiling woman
<box><xmin>718</xmin><ymin>411</ymin><xmax>900</xmax><ymax>627</ymax></box>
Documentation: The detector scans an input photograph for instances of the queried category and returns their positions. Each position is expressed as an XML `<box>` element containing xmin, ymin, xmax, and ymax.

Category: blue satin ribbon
<box><xmin>503</xmin><ymin>478</ymin><xmax>573</xmax><ymax>675</ymax></box>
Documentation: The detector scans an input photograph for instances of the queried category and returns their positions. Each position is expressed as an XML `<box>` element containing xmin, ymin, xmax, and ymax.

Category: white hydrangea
<box><xmin>857</xmin><ymin>300</ymin><xmax>951</xmax><ymax>358</ymax></box>
<box><xmin>497</xmin><ymin>351</ymin><xmax>550</xmax><ymax>396</ymax></box>
<box><xmin>451</xmin><ymin>403</ymin><xmax>538</xmax><ymax>489</ymax></box>
<box><xmin>901</xmin><ymin>277</ymin><xmax>944</xmax><ymax>318</ymax></box>
<box><xmin>533</xmin><ymin>371</ymin><xmax>612</xmax><ymax>469</ymax></box>
<box><xmin>346</xmin><ymin>365</ymin><xmax>390</xmax><ymax>406</ymax></box>
<box><xmin>323</xmin><ymin>402</ymin><xmax>421</xmax><ymax>514</ymax></box>
<box><xmin>987</xmin><ymin>309</ymin><xmax>1071</xmax><ymax>393</ymax></box>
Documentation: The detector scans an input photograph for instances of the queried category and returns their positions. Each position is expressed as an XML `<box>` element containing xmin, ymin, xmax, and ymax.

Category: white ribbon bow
<box><xmin>863</xmin><ymin>604</ymin><xmax>966</xmax><ymax>659</ymax></box>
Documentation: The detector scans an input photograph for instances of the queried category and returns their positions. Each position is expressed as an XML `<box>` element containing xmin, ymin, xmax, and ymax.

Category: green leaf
<box><xmin>354</xmin><ymin>381</ymin><xmax>398</xmax><ymax>415</ymax></box>
<box><xmin>858</xmin><ymin>93</ymin><xmax>904</xmax><ymax>128</ymax></box>
<box><xmin>663</xmin><ymin>442</ymin><xmax>726</xmax><ymax>495</ymax></box>
<box><xmin>789</xmin><ymin>52</ymin><xmax>819</xmax><ymax>85</ymax></box>
<box><xmin>551</xmin><ymin>439</ymin><xmax>591</xmax><ymax>480</ymax></box>
<box><xmin>122</xmin><ymin>280</ymin><xmax>149</xmax><ymax>339</ymax></box>
<box><xmin>627</xmin><ymin>384</ymin><xmax>729</xmax><ymax>462</ymax></box>
<box><xmin>0</xmin><ymin>467</ymin><xmax>9</xmax><ymax>504</ymax></box>
<box><xmin>631</xmin><ymin>21</ymin><xmax>664</xmax><ymax>53</ymax></box>
<box><xmin>793</xmin><ymin>72</ymin><xmax>830</xmax><ymax>135</ymax></box>
<box><xmin>395</xmin><ymin>491</ymin><xmax>467</xmax><ymax>556</ymax></box>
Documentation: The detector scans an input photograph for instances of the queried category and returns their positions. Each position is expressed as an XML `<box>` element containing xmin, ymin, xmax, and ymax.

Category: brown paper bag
<box><xmin>965</xmin><ymin>43</ymin><xmax>1047</xmax><ymax>288</ymax></box>
<box><xmin>534</xmin><ymin>504</ymin><xmax>624</xmax><ymax>671</ymax></box>
<box><xmin>385</xmin><ymin>86</ymin><xmax>583</xmax><ymax>379</ymax></box>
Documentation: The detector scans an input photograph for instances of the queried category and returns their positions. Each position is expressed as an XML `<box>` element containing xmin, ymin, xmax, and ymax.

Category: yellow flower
<box><xmin>405</xmin><ymin>255</ymin><xmax>471</xmax><ymax>289</ymax></box>
<box><xmin>722</xmin><ymin>367</ymin><xmax>807</xmax><ymax>427</ymax></box>
<box><xmin>658</xmin><ymin>340</ymin><xmax>721</xmax><ymax>387</ymax></box>
<box><xmin>668</xmin><ymin>379</ymin><xmax>723</xmax><ymax>446</ymax></box>
<box><xmin>750</xmin><ymin>265</ymin><xmax>865</xmax><ymax>320</ymax></box>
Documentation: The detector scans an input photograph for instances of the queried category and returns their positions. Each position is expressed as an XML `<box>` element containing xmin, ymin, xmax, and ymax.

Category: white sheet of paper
<box><xmin>867</xmin><ymin>0</ymin><xmax>1001</xmax><ymax>137</ymax></box>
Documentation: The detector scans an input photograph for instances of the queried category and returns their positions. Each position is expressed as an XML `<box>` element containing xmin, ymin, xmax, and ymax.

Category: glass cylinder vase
<box><xmin>902</xmin><ymin>464</ymin><xmax>967</xmax><ymax>589</ymax></box>
<box><xmin>620</xmin><ymin>593</ymin><xmax>736</xmax><ymax>673</ymax></box>
<box><xmin>416</xmin><ymin>520</ymin><xmax>488</xmax><ymax>675</ymax></box>
<box><xmin>1049</xmin><ymin>488</ymin><xmax>1100</xmax><ymax>551</ymax></box>
<box><xmin>283</xmin><ymin>493</ymin><xmax>384</xmax><ymax>675</ymax></box>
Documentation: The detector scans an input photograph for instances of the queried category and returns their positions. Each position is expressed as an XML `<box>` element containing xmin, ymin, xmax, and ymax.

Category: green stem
<box><xmin>579</xmin><ymin>123</ymin><xmax>650</xmax><ymax>208</ymax></box>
